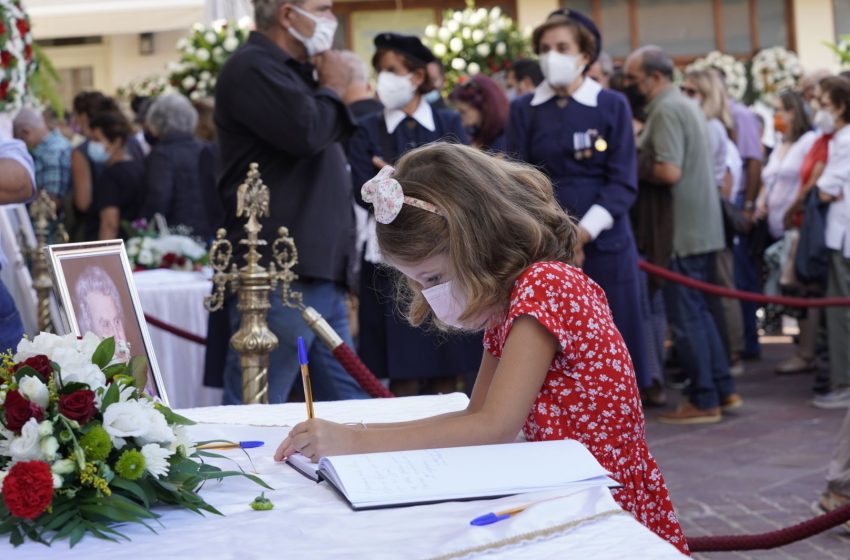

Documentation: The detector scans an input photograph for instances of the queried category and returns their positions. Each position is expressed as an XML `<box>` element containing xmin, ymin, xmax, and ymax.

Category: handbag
<box><xmin>794</xmin><ymin>187</ymin><xmax>829</xmax><ymax>286</ymax></box>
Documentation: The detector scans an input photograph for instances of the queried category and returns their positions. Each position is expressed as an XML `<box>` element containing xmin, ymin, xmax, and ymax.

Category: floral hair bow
<box><xmin>361</xmin><ymin>165</ymin><xmax>441</xmax><ymax>224</ymax></box>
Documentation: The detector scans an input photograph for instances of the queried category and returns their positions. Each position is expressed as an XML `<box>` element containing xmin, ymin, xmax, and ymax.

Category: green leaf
<box><xmin>128</xmin><ymin>355</ymin><xmax>149</xmax><ymax>391</ymax></box>
<box><xmin>100</xmin><ymin>381</ymin><xmax>120</xmax><ymax>410</ymax></box>
<box><xmin>42</xmin><ymin>508</ymin><xmax>80</xmax><ymax>532</ymax></box>
<box><xmin>102</xmin><ymin>363</ymin><xmax>126</xmax><ymax>381</ymax></box>
<box><xmin>155</xmin><ymin>404</ymin><xmax>196</xmax><ymax>426</ymax></box>
<box><xmin>69</xmin><ymin>524</ymin><xmax>86</xmax><ymax>547</ymax></box>
<box><xmin>12</xmin><ymin>365</ymin><xmax>41</xmax><ymax>384</ymax></box>
<box><xmin>110</xmin><ymin>477</ymin><xmax>151</xmax><ymax>508</ymax></box>
<box><xmin>10</xmin><ymin>525</ymin><xmax>22</xmax><ymax>547</ymax></box>
<box><xmin>59</xmin><ymin>382</ymin><xmax>90</xmax><ymax>395</ymax></box>
<box><xmin>92</xmin><ymin>337</ymin><xmax>116</xmax><ymax>369</ymax></box>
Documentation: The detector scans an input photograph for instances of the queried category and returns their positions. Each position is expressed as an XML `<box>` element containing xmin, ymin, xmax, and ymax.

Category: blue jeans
<box><xmin>0</xmin><ymin>279</ymin><xmax>23</xmax><ymax>354</ymax></box>
<box><xmin>733</xmin><ymin>192</ymin><xmax>761</xmax><ymax>358</ymax></box>
<box><xmin>663</xmin><ymin>253</ymin><xmax>735</xmax><ymax>409</ymax></box>
<box><xmin>223</xmin><ymin>280</ymin><xmax>368</xmax><ymax>404</ymax></box>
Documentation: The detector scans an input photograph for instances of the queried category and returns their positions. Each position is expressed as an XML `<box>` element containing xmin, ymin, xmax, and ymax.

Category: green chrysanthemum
<box><xmin>115</xmin><ymin>449</ymin><xmax>145</xmax><ymax>480</ymax></box>
<box><xmin>80</xmin><ymin>425</ymin><xmax>112</xmax><ymax>461</ymax></box>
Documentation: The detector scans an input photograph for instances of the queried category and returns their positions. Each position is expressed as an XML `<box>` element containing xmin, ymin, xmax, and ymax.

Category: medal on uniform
<box><xmin>595</xmin><ymin>138</ymin><xmax>608</xmax><ymax>152</ymax></box>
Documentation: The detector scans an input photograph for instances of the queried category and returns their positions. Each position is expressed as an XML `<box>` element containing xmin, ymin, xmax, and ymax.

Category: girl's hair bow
<box><xmin>361</xmin><ymin>165</ymin><xmax>441</xmax><ymax>224</ymax></box>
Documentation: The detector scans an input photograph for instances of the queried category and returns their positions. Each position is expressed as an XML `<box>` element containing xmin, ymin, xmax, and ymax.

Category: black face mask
<box><xmin>623</xmin><ymin>83</ymin><xmax>647</xmax><ymax>117</ymax></box>
<box><xmin>143</xmin><ymin>129</ymin><xmax>159</xmax><ymax>147</ymax></box>
<box><xmin>464</xmin><ymin>124</ymin><xmax>481</xmax><ymax>140</ymax></box>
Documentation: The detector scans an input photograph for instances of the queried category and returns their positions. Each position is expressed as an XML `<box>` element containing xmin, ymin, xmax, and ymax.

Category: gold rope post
<box><xmin>29</xmin><ymin>190</ymin><xmax>62</xmax><ymax>333</ymax></box>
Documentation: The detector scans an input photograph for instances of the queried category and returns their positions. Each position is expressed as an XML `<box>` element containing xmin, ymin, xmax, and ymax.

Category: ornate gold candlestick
<box><xmin>205</xmin><ymin>163</ymin><xmax>299</xmax><ymax>404</ymax></box>
<box><xmin>29</xmin><ymin>190</ymin><xmax>66</xmax><ymax>333</ymax></box>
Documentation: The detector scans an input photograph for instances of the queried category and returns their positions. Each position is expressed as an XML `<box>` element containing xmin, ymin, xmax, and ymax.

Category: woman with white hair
<box><xmin>143</xmin><ymin>93</ymin><xmax>222</xmax><ymax>238</ymax></box>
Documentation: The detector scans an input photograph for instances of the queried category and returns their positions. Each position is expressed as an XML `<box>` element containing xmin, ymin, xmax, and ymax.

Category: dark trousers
<box><xmin>0</xmin><ymin>279</ymin><xmax>23</xmax><ymax>354</ymax></box>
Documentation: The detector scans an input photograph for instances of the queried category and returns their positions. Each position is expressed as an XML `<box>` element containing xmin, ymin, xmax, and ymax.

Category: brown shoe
<box><xmin>641</xmin><ymin>380</ymin><xmax>667</xmax><ymax>408</ymax></box>
<box><xmin>657</xmin><ymin>402</ymin><xmax>722</xmax><ymax>425</ymax></box>
<box><xmin>721</xmin><ymin>393</ymin><xmax>744</xmax><ymax>411</ymax></box>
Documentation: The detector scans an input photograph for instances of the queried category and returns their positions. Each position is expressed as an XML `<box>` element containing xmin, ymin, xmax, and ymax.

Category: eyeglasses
<box><xmin>680</xmin><ymin>86</ymin><xmax>698</xmax><ymax>97</ymax></box>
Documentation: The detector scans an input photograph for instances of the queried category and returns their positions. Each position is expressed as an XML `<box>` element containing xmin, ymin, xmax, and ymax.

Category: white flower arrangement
<box><xmin>422</xmin><ymin>1</ymin><xmax>530</xmax><ymax>92</ymax></box>
<box><xmin>167</xmin><ymin>18</ymin><xmax>252</xmax><ymax>100</ymax></box>
<box><xmin>684</xmin><ymin>50</ymin><xmax>748</xmax><ymax>102</ymax></box>
<box><xmin>116</xmin><ymin>74</ymin><xmax>171</xmax><ymax>101</ymax></box>
<box><xmin>124</xmin><ymin>218</ymin><xmax>209</xmax><ymax>271</ymax></box>
<box><xmin>750</xmin><ymin>46</ymin><xmax>803</xmax><ymax>104</ymax></box>
<box><xmin>0</xmin><ymin>0</ymin><xmax>35</xmax><ymax>113</ymax></box>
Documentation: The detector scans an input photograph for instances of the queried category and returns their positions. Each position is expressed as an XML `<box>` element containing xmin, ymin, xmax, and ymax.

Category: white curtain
<box><xmin>204</xmin><ymin>0</ymin><xmax>253</xmax><ymax>23</ymax></box>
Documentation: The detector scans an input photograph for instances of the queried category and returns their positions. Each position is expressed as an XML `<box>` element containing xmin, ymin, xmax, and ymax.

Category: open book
<box><xmin>286</xmin><ymin>439</ymin><xmax>618</xmax><ymax>510</ymax></box>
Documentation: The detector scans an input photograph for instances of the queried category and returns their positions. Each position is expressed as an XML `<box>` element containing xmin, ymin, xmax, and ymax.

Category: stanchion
<box><xmin>28</xmin><ymin>190</ymin><xmax>66</xmax><ymax>332</ymax></box>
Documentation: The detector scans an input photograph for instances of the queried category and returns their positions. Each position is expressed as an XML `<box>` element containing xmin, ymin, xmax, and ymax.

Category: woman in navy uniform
<box><xmin>506</xmin><ymin>10</ymin><xmax>652</xmax><ymax>390</ymax></box>
<box><xmin>349</xmin><ymin>33</ymin><xmax>480</xmax><ymax>396</ymax></box>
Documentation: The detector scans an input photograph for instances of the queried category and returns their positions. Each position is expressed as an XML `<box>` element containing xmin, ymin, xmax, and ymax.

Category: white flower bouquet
<box><xmin>0</xmin><ymin>333</ymin><xmax>268</xmax><ymax>546</ymax></box>
<box><xmin>116</xmin><ymin>75</ymin><xmax>171</xmax><ymax>102</ymax></box>
<box><xmin>750</xmin><ymin>46</ymin><xmax>803</xmax><ymax>104</ymax></box>
<box><xmin>422</xmin><ymin>0</ymin><xmax>530</xmax><ymax>92</ymax></box>
<box><xmin>124</xmin><ymin>218</ymin><xmax>209</xmax><ymax>271</ymax></box>
<box><xmin>0</xmin><ymin>0</ymin><xmax>35</xmax><ymax>113</ymax></box>
<box><xmin>684</xmin><ymin>50</ymin><xmax>748</xmax><ymax>102</ymax></box>
<box><xmin>167</xmin><ymin>17</ymin><xmax>252</xmax><ymax>100</ymax></box>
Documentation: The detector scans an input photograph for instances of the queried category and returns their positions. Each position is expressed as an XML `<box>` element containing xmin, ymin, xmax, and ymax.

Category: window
<box><xmin>561</xmin><ymin>0</ymin><xmax>793</xmax><ymax>59</ymax></box>
<box><xmin>836</xmin><ymin>0</ymin><xmax>850</xmax><ymax>36</ymax></box>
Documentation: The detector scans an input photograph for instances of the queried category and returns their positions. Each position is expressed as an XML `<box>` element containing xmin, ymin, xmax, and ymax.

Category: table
<box><xmin>134</xmin><ymin>269</ymin><xmax>222</xmax><ymax>409</ymax></box>
<box><xmin>4</xmin><ymin>394</ymin><xmax>686</xmax><ymax>559</ymax></box>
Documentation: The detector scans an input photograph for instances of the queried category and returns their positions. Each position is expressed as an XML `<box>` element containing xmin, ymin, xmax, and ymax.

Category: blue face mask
<box><xmin>423</xmin><ymin>90</ymin><xmax>441</xmax><ymax>104</ymax></box>
<box><xmin>87</xmin><ymin>141</ymin><xmax>109</xmax><ymax>164</ymax></box>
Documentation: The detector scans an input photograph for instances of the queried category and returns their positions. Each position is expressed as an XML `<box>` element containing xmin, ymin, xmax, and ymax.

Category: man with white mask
<box><xmin>212</xmin><ymin>0</ymin><xmax>368</xmax><ymax>404</ymax></box>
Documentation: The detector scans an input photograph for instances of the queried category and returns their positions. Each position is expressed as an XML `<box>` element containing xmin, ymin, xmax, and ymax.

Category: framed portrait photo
<box><xmin>45</xmin><ymin>240</ymin><xmax>169</xmax><ymax>406</ymax></box>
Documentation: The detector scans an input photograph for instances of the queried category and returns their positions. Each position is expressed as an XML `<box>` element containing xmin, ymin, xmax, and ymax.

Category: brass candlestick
<box><xmin>28</xmin><ymin>190</ymin><xmax>66</xmax><ymax>333</ymax></box>
<box><xmin>204</xmin><ymin>163</ymin><xmax>299</xmax><ymax>404</ymax></box>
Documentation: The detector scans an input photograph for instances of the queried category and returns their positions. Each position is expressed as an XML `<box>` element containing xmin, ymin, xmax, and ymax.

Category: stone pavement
<box><xmin>644</xmin><ymin>337</ymin><xmax>850</xmax><ymax>559</ymax></box>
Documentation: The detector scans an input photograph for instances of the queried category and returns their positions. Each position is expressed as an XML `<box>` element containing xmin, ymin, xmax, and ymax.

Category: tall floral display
<box><xmin>166</xmin><ymin>18</ymin><xmax>251</xmax><ymax>100</ymax></box>
<box><xmin>684</xmin><ymin>51</ymin><xmax>748</xmax><ymax>102</ymax></box>
<box><xmin>422</xmin><ymin>1</ymin><xmax>530</xmax><ymax>92</ymax></box>
<box><xmin>749</xmin><ymin>46</ymin><xmax>803</xmax><ymax>104</ymax></box>
<box><xmin>0</xmin><ymin>0</ymin><xmax>34</xmax><ymax>114</ymax></box>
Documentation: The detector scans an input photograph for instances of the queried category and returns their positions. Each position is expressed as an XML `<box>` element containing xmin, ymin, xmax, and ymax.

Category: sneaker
<box><xmin>721</xmin><ymin>393</ymin><xmax>744</xmax><ymax>411</ymax></box>
<box><xmin>729</xmin><ymin>360</ymin><xmax>745</xmax><ymax>377</ymax></box>
<box><xmin>657</xmin><ymin>402</ymin><xmax>722</xmax><ymax>425</ymax></box>
<box><xmin>813</xmin><ymin>388</ymin><xmax>850</xmax><ymax>410</ymax></box>
<box><xmin>776</xmin><ymin>355</ymin><xmax>817</xmax><ymax>375</ymax></box>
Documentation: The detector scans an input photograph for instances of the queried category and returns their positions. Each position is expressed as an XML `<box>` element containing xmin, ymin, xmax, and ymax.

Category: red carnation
<box><xmin>0</xmin><ymin>80</ymin><xmax>9</xmax><ymax>99</ymax></box>
<box><xmin>0</xmin><ymin>51</ymin><xmax>10</xmax><ymax>68</ymax></box>
<box><xmin>0</xmin><ymin>21</ymin><xmax>6</xmax><ymax>35</ymax></box>
<box><xmin>58</xmin><ymin>389</ymin><xmax>96</xmax><ymax>425</ymax></box>
<box><xmin>13</xmin><ymin>354</ymin><xmax>53</xmax><ymax>382</ymax></box>
<box><xmin>15</xmin><ymin>18</ymin><xmax>28</xmax><ymax>36</ymax></box>
<box><xmin>3</xmin><ymin>390</ymin><xmax>45</xmax><ymax>432</ymax></box>
<box><xmin>1</xmin><ymin>461</ymin><xmax>54</xmax><ymax>520</ymax></box>
<box><xmin>24</xmin><ymin>44</ymin><xmax>31</xmax><ymax>62</ymax></box>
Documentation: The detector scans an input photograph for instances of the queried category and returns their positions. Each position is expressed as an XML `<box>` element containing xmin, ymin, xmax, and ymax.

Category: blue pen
<box><xmin>470</xmin><ymin>495</ymin><xmax>568</xmax><ymax>526</ymax></box>
<box><xmin>196</xmin><ymin>441</ymin><xmax>265</xmax><ymax>450</ymax></box>
<box><xmin>298</xmin><ymin>337</ymin><xmax>315</xmax><ymax>419</ymax></box>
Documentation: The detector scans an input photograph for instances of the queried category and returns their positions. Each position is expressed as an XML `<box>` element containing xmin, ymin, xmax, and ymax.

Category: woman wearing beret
<box><xmin>507</xmin><ymin>10</ymin><xmax>654</xmax><ymax>401</ymax></box>
<box><xmin>349</xmin><ymin>33</ymin><xmax>479</xmax><ymax>397</ymax></box>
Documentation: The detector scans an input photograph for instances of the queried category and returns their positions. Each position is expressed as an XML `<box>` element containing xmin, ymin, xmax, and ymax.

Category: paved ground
<box><xmin>644</xmin><ymin>337</ymin><xmax>850</xmax><ymax>559</ymax></box>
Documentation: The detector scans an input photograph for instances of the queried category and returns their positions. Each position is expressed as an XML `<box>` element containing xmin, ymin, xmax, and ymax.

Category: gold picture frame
<box><xmin>45</xmin><ymin>240</ymin><xmax>169</xmax><ymax>406</ymax></box>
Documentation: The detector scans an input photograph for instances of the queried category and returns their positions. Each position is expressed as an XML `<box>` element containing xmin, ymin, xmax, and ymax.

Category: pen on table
<box><xmin>196</xmin><ymin>441</ymin><xmax>264</xmax><ymax>451</ymax></box>
<box><xmin>298</xmin><ymin>336</ymin><xmax>315</xmax><ymax>419</ymax></box>
<box><xmin>469</xmin><ymin>495</ymin><xmax>568</xmax><ymax>526</ymax></box>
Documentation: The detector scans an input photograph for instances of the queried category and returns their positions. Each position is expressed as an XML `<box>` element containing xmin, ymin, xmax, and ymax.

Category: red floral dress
<box><xmin>484</xmin><ymin>262</ymin><xmax>689</xmax><ymax>555</ymax></box>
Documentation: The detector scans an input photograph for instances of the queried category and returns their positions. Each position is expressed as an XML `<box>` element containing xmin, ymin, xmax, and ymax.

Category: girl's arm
<box><xmin>71</xmin><ymin>150</ymin><xmax>92</xmax><ymax>212</ymax></box>
<box><xmin>275</xmin><ymin>316</ymin><xmax>556</xmax><ymax>461</ymax></box>
<box><xmin>98</xmin><ymin>206</ymin><xmax>120</xmax><ymax>240</ymax></box>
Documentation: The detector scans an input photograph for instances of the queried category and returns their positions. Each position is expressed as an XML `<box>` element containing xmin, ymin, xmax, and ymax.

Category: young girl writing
<box><xmin>274</xmin><ymin>143</ymin><xmax>688</xmax><ymax>554</ymax></box>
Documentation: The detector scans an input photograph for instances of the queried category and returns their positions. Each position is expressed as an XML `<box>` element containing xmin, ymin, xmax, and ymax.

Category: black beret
<box><xmin>374</xmin><ymin>33</ymin><xmax>436</xmax><ymax>65</ymax></box>
<box><xmin>547</xmin><ymin>9</ymin><xmax>602</xmax><ymax>63</ymax></box>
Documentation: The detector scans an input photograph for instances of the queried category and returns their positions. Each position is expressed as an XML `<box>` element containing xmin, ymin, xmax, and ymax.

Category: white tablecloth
<box><xmin>134</xmin><ymin>269</ymin><xmax>222</xmax><ymax>409</ymax></box>
<box><xmin>3</xmin><ymin>394</ymin><xmax>686</xmax><ymax>559</ymax></box>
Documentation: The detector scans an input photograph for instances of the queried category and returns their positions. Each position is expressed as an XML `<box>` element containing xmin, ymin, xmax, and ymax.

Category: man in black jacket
<box><xmin>214</xmin><ymin>0</ymin><xmax>367</xmax><ymax>404</ymax></box>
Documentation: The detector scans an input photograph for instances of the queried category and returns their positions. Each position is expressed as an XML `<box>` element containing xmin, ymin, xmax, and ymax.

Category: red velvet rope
<box><xmin>143</xmin><ymin>314</ymin><xmax>207</xmax><ymax>345</ymax></box>
<box><xmin>332</xmin><ymin>343</ymin><xmax>395</xmax><ymax>398</ymax></box>
<box><xmin>639</xmin><ymin>260</ymin><xmax>850</xmax><ymax>308</ymax></box>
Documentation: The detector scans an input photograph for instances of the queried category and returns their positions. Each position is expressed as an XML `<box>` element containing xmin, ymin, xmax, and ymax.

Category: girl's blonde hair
<box><xmin>684</xmin><ymin>69</ymin><xmax>734</xmax><ymax>136</ymax></box>
<box><xmin>376</xmin><ymin>142</ymin><xmax>577</xmax><ymax>328</ymax></box>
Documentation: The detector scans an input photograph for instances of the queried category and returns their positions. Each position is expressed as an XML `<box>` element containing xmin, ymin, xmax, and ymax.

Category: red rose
<box><xmin>0</xmin><ymin>80</ymin><xmax>9</xmax><ymax>99</ymax></box>
<box><xmin>0</xmin><ymin>51</ymin><xmax>10</xmax><ymax>68</ymax></box>
<box><xmin>15</xmin><ymin>18</ymin><xmax>28</xmax><ymax>36</ymax></box>
<box><xmin>162</xmin><ymin>252</ymin><xmax>178</xmax><ymax>267</ymax></box>
<box><xmin>0</xmin><ymin>21</ymin><xmax>6</xmax><ymax>35</ymax></box>
<box><xmin>1</xmin><ymin>461</ymin><xmax>54</xmax><ymax>520</ymax></box>
<box><xmin>24</xmin><ymin>44</ymin><xmax>31</xmax><ymax>62</ymax></box>
<box><xmin>13</xmin><ymin>354</ymin><xmax>53</xmax><ymax>382</ymax></box>
<box><xmin>3</xmin><ymin>390</ymin><xmax>44</xmax><ymax>432</ymax></box>
<box><xmin>58</xmin><ymin>390</ymin><xmax>96</xmax><ymax>425</ymax></box>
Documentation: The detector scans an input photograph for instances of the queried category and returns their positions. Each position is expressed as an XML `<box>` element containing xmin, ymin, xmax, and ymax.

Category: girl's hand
<box><xmin>273</xmin><ymin>419</ymin><xmax>359</xmax><ymax>463</ymax></box>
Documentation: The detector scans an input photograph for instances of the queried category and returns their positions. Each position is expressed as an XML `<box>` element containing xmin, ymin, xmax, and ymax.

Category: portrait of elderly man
<box><xmin>74</xmin><ymin>265</ymin><xmax>133</xmax><ymax>362</ymax></box>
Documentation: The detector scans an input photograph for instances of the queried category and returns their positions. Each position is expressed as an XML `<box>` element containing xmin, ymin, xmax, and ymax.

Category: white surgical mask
<box><xmin>813</xmin><ymin>109</ymin><xmax>836</xmax><ymax>134</ymax></box>
<box><xmin>505</xmin><ymin>87</ymin><xmax>518</xmax><ymax>102</ymax></box>
<box><xmin>376</xmin><ymin>71</ymin><xmax>416</xmax><ymax>111</ymax></box>
<box><xmin>421</xmin><ymin>281</ymin><xmax>492</xmax><ymax>331</ymax></box>
<box><xmin>289</xmin><ymin>5</ymin><xmax>337</xmax><ymax>57</ymax></box>
<box><xmin>540</xmin><ymin>51</ymin><xmax>584</xmax><ymax>88</ymax></box>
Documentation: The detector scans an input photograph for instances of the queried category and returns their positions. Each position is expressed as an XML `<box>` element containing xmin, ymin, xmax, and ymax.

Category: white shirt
<box><xmin>531</xmin><ymin>78</ymin><xmax>614</xmax><ymax>240</ymax></box>
<box><xmin>726</xmin><ymin>138</ymin><xmax>743</xmax><ymax>203</ymax></box>
<box><xmin>383</xmin><ymin>98</ymin><xmax>436</xmax><ymax>134</ymax></box>
<box><xmin>759</xmin><ymin>130</ymin><xmax>817</xmax><ymax>239</ymax></box>
<box><xmin>0</xmin><ymin>138</ymin><xmax>37</xmax><ymax>268</ymax></box>
<box><xmin>819</xmin><ymin>125</ymin><xmax>850</xmax><ymax>257</ymax></box>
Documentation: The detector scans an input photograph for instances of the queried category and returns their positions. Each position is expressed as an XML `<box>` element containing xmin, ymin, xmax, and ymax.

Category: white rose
<box><xmin>468</xmin><ymin>62</ymin><xmax>481</xmax><ymax>75</ymax></box>
<box><xmin>223</xmin><ymin>36</ymin><xmax>240</xmax><ymax>52</ymax></box>
<box><xmin>238</xmin><ymin>16</ymin><xmax>253</xmax><ymax>29</ymax></box>
<box><xmin>176</xmin><ymin>38</ymin><xmax>188</xmax><ymax>51</ymax></box>
<box><xmin>9</xmin><ymin>419</ymin><xmax>44</xmax><ymax>462</ymax></box>
<box><xmin>452</xmin><ymin>10</ymin><xmax>463</xmax><ymax>22</ymax></box>
<box><xmin>476</xmin><ymin>43</ymin><xmax>490</xmax><ymax>57</ymax></box>
<box><xmin>451</xmin><ymin>58</ymin><xmax>466</xmax><ymax>71</ymax></box>
<box><xmin>137</xmin><ymin>402</ymin><xmax>175</xmax><ymax>445</ymax></box>
<box><xmin>447</xmin><ymin>19</ymin><xmax>460</xmax><ymax>33</ymax></box>
<box><xmin>41</xmin><ymin>436</ymin><xmax>59</xmax><ymax>461</ymax></box>
<box><xmin>52</xmin><ymin>473</ymin><xmax>63</xmax><ymax>489</ymax></box>
<box><xmin>449</xmin><ymin>37</ymin><xmax>463</xmax><ymax>54</ymax></box>
<box><xmin>182</xmin><ymin>76</ymin><xmax>197</xmax><ymax>90</ymax></box>
<box><xmin>424</xmin><ymin>24</ymin><xmax>437</xmax><ymax>38</ymax></box>
<box><xmin>204</xmin><ymin>31</ymin><xmax>217</xmax><ymax>45</ymax></box>
<box><xmin>495</xmin><ymin>42</ymin><xmax>506</xmax><ymax>56</ymax></box>
<box><xmin>213</xmin><ymin>46</ymin><xmax>225</xmax><ymax>61</ymax></box>
<box><xmin>200</xmin><ymin>71</ymin><xmax>211</xmax><ymax>81</ymax></box>
<box><xmin>52</xmin><ymin>458</ymin><xmax>76</xmax><ymax>475</ymax></box>
<box><xmin>432</xmin><ymin>43</ymin><xmax>447</xmax><ymax>58</ymax></box>
<box><xmin>462</xmin><ymin>27</ymin><xmax>471</xmax><ymax>40</ymax></box>
<box><xmin>212</xmin><ymin>19</ymin><xmax>226</xmax><ymax>32</ymax></box>
<box><xmin>18</xmin><ymin>376</ymin><xmax>49</xmax><ymax>409</ymax></box>
<box><xmin>141</xmin><ymin>444</ymin><xmax>173</xmax><ymax>478</ymax></box>
<box><xmin>192</xmin><ymin>23</ymin><xmax>204</xmax><ymax>33</ymax></box>
<box><xmin>138</xmin><ymin>248</ymin><xmax>155</xmax><ymax>266</ymax></box>
<box><xmin>103</xmin><ymin>401</ymin><xmax>149</xmax><ymax>445</ymax></box>
<box><xmin>58</xmin><ymin>361</ymin><xmax>106</xmax><ymax>390</ymax></box>
<box><xmin>472</xmin><ymin>29</ymin><xmax>485</xmax><ymax>43</ymax></box>
<box><xmin>190</xmin><ymin>90</ymin><xmax>203</xmax><ymax>100</ymax></box>
<box><xmin>196</xmin><ymin>49</ymin><xmax>211</xmax><ymax>62</ymax></box>
<box><xmin>15</xmin><ymin>332</ymin><xmax>63</xmax><ymax>361</ymax></box>
<box><xmin>437</xmin><ymin>28</ymin><xmax>452</xmax><ymax>42</ymax></box>
<box><xmin>490</xmin><ymin>7</ymin><xmax>502</xmax><ymax>19</ymax></box>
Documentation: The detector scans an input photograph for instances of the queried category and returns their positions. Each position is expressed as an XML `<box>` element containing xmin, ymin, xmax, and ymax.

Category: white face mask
<box><xmin>813</xmin><ymin>109</ymin><xmax>836</xmax><ymax>134</ymax></box>
<box><xmin>540</xmin><ymin>51</ymin><xmax>585</xmax><ymax>88</ymax></box>
<box><xmin>421</xmin><ymin>280</ymin><xmax>492</xmax><ymax>331</ymax></box>
<box><xmin>289</xmin><ymin>5</ymin><xmax>338</xmax><ymax>56</ymax></box>
<box><xmin>376</xmin><ymin>71</ymin><xmax>416</xmax><ymax>111</ymax></box>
